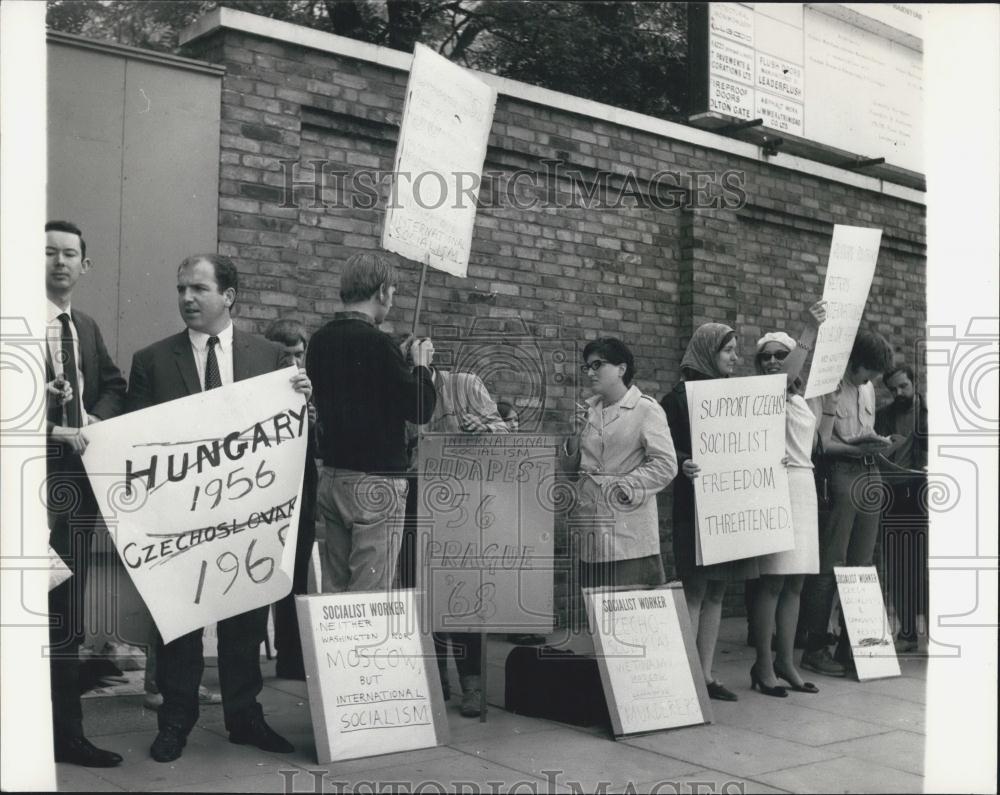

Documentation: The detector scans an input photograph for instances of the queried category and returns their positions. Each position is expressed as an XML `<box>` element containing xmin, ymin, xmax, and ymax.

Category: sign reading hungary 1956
<box><xmin>81</xmin><ymin>368</ymin><xmax>307</xmax><ymax>643</ymax></box>
<box><xmin>417</xmin><ymin>434</ymin><xmax>556</xmax><ymax>634</ymax></box>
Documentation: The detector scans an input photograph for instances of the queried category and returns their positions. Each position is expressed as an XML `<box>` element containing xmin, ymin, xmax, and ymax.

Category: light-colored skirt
<box><xmin>757</xmin><ymin>466</ymin><xmax>819</xmax><ymax>575</ymax></box>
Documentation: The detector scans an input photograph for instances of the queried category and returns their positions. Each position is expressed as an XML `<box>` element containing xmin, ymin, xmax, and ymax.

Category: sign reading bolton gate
<box><xmin>417</xmin><ymin>434</ymin><xmax>556</xmax><ymax>633</ymax></box>
<box><xmin>82</xmin><ymin>369</ymin><xmax>306</xmax><ymax>643</ymax></box>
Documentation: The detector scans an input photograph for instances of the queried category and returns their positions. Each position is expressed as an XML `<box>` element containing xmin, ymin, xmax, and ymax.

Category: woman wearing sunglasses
<box><xmin>661</xmin><ymin>322</ymin><xmax>759</xmax><ymax>701</ymax></box>
<box><xmin>746</xmin><ymin>300</ymin><xmax>832</xmax><ymax>697</ymax></box>
<box><xmin>564</xmin><ymin>337</ymin><xmax>677</xmax><ymax>591</ymax></box>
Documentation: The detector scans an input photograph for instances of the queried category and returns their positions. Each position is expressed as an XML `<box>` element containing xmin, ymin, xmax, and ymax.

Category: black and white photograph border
<box><xmin>1</xmin><ymin>3</ymin><xmax>997</xmax><ymax>793</ymax></box>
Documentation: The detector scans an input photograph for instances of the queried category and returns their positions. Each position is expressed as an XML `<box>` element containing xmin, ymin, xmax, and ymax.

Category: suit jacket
<box><xmin>45</xmin><ymin>308</ymin><xmax>127</xmax><ymax>431</ymax></box>
<box><xmin>127</xmin><ymin>328</ymin><xmax>286</xmax><ymax>412</ymax></box>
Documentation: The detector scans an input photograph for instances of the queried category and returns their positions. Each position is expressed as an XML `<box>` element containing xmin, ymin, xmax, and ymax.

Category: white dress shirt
<box><xmin>46</xmin><ymin>299</ymin><xmax>87</xmax><ymax>425</ymax></box>
<box><xmin>188</xmin><ymin>323</ymin><xmax>234</xmax><ymax>389</ymax></box>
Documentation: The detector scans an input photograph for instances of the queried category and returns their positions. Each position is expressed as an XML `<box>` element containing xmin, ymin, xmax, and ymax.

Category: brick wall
<box><xmin>181</xmin><ymin>24</ymin><xmax>926</xmax><ymax>622</ymax></box>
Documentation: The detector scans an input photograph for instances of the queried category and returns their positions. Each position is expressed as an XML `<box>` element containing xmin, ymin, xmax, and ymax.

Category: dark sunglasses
<box><xmin>580</xmin><ymin>360</ymin><xmax>609</xmax><ymax>374</ymax></box>
<box><xmin>757</xmin><ymin>350</ymin><xmax>790</xmax><ymax>362</ymax></box>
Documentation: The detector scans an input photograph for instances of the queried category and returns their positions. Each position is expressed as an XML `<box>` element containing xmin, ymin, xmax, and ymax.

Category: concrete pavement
<box><xmin>56</xmin><ymin>618</ymin><xmax>927</xmax><ymax>794</ymax></box>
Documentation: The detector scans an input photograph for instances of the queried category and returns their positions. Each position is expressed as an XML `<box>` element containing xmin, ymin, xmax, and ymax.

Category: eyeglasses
<box><xmin>757</xmin><ymin>350</ymin><xmax>790</xmax><ymax>362</ymax></box>
<box><xmin>580</xmin><ymin>360</ymin><xmax>609</xmax><ymax>374</ymax></box>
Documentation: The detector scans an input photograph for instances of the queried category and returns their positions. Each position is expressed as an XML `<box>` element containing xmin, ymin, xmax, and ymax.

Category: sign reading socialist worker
<box><xmin>82</xmin><ymin>368</ymin><xmax>307</xmax><ymax>642</ymax></box>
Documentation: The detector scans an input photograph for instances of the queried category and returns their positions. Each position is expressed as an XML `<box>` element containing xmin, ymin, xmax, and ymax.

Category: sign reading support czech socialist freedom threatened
<box><xmin>686</xmin><ymin>374</ymin><xmax>794</xmax><ymax>565</ymax></box>
<box><xmin>835</xmin><ymin>566</ymin><xmax>901</xmax><ymax>681</ymax></box>
<box><xmin>417</xmin><ymin>434</ymin><xmax>555</xmax><ymax>633</ymax></box>
<box><xmin>805</xmin><ymin>225</ymin><xmax>883</xmax><ymax>398</ymax></box>
<box><xmin>296</xmin><ymin>591</ymin><xmax>449</xmax><ymax>764</ymax></box>
<box><xmin>381</xmin><ymin>43</ymin><xmax>497</xmax><ymax>277</ymax></box>
<box><xmin>585</xmin><ymin>586</ymin><xmax>711</xmax><ymax>737</ymax></box>
<box><xmin>81</xmin><ymin>368</ymin><xmax>306</xmax><ymax>643</ymax></box>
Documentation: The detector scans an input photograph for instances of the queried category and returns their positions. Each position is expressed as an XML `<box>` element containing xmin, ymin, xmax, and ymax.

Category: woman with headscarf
<box><xmin>747</xmin><ymin>301</ymin><xmax>835</xmax><ymax>697</ymax></box>
<box><xmin>660</xmin><ymin>323</ymin><xmax>757</xmax><ymax>701</ymax></box>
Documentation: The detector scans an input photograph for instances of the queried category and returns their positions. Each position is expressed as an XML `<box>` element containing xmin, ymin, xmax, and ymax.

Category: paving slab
<box><xmin>55</xmin><ymin>764</ymin><xmax>127</xmax><ymax>792</ymax></box>
<box><xmin>753</xmin><ymin>755</ymin><xmax>925</xmax><ymax>794</ymax></box>
<box><xmin>322</xmin><ymin>749</ymin><xmax>566</xmax><ymax>794</ymax></box>
<box><xmin>453</xmin><ymin>723</ymin><xmax>702</xmax><ymax>789</ymax></box>
<box><xmin>80</xmin><ymin>727</ymin><xmax>295</xmax><ymax>792</ymax></box>
<box><xmin>622</xmin><ymin>723</ymin><xmax>839</xmax><ymax>778</ymax></box>
<box><xmin>635</xmin><ymin>768</ymin><xmax>792</xmax><ymax>794</ymax></box>
<box><xmin>709</xmin><ymin>695</ymin><xmax>889</xmax><ymax>747</ymax></box>
<box><xmin>821</xmin><ymin>729</ymin><xmax>925</xmax><ymax>776</ymax></box>
<box><xmin>793</xmin><ymin>690</ymin><xmax>925</xmax><ymax>735</ymax></box>
<box><xmin>159</xmin><ymin>771</ymin><xmax>307</xmax><ymax>793</ymax></box>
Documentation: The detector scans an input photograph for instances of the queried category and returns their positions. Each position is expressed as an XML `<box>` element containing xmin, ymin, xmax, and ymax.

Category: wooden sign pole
<box><xmin>411</xmin><ymin>253</ymin><xmax>430</xmax><ymax>337</ymax></box>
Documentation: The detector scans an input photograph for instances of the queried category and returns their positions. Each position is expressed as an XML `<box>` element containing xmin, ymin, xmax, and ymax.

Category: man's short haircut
<box><xmin>884</xmin><ymin>363</ymin><xmax>916</xmax><ymax>386</ymax></box>
<box><xmin>265</xmin><ymin>318</ymin><xmax>307</xmax><ymax>347</ymax></box>
<box><xmin>848</xmin><ymin>329</ymin><xmax>894</xmax><ymax>373</ymax></box>
<box><xmin>178</xmin><ymin>253</ymin><xmax>239</xmax><ymax>296</ymax></box>
<box><xmin>582</xmin><ymin>337</ymin><xmax>636</xmax><ymax>386</ymax></box>
<box><xmin>340</xmin><ymin>251</ymin><xmax>398</xmax><ymax>304</ymax></box>
<box><xmin>45</xmin><ymin>220</ymin><xmax>86</xmax><ymax>258</ymax></box>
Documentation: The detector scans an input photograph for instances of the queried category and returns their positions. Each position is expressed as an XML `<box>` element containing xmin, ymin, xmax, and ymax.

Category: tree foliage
<box><xmin>47</xmin><ymin>0</ymin><xmax>688</xmax><ymax>116</ymax></box>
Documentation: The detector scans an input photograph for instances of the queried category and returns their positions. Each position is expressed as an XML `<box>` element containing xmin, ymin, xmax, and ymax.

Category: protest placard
<box><xmin>687</xmin><ymin>374</ymin><xmax>794</xmax><ymax>565</ymax></box>
<box><xmin>417</xmin><ymin>434</ymin><xmax>555</xmax><ymax>634</ymax></box>
<box><xmin>584</xmin><ymin>586</ymin><xmax>711</xmax><ymax>736</ymax></box>
<box><xmin>81</xmin><ymin>368</ymin><xmax>306</xmax><ymax>643</ymax></box>
<box><xmin>382</xmin><ymin>43</ymin><xmax>497</xmax><ymax>278</ymax></box>
<box><xmin>835</xmin><ymin>566</ymin><xmax>901</xmax><ymax>680</ymax></box>
<box><xmin>296</xmin><ymin>590</ymin><xmax>449</xmax><ymax>764</ymax></box>
<box><xmin>805</xmin><ymin>225</ymin><xmax>883</xmax><ymax>398</ymax></box>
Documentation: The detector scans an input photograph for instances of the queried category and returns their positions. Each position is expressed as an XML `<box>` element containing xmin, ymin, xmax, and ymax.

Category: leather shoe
<box><xmin>229</xmin><ymin>715</ymin><xmax>294</xmax><ymax>753</ymax></box>
<box><xmin>150</xmin><ymin>726</ymin><xmax>186</xmax><ymax>763</ymax></box>
<box><xmin>706</xmin><ymin>680</ymin><xmax>738</xmax><ymax>701</ymax></box>
<box><xmin>54</xmin><ymin>736</ymin><xmax>123</xmax><ymax>767</ymax></box>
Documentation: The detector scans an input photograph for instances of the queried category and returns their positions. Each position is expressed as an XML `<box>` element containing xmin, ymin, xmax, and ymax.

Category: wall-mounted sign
<box><xmin>689</xmin><ymin>3</ymin><xmax>923</xmax><ymax>174</ymax></box>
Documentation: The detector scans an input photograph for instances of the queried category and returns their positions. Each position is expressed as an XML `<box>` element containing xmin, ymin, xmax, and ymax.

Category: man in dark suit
<box><xmin>126</xmin><ymin>253</ymin><xmax>312</xmax><ymax>763</ymax></box>
<box><xmin>45</xmin><ymin>220</ymin><xmax>127</xmax><ymax>768</ymax></box>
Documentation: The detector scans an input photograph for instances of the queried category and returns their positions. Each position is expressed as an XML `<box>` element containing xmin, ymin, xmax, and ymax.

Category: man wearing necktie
<box><xmin>44</xmin><ymin>220</ymin><xmax>128</xmax><ymax>768</ymax></box>
<box><xmin>126</xmin><ymin>254</ymin><xmax>312</xmax><ymax>764</ymax></box>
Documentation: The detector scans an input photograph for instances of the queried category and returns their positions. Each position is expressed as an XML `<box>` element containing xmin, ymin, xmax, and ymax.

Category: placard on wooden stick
<box><xmin>584</xmin><ymin>586</ymin><xmax>712</xmax><ymax>737</ymax></box>
<box><xmin>296</xmin><ymin>590</ymin><xmax>449</xmax><ymax>764</ymax></box>
<box><xmin>835</xmin><ymin>566</ymin><xmax>901</xmax><ymax>681</ymax></box>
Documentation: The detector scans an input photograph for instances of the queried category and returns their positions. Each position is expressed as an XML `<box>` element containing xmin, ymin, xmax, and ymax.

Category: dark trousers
<box><xmin>396</xmin><ymin>474</ymin><xmax>420</xmax><ymax>589</ymax></box>
<box><xmin>47</xmin><ymin>458</ymin><xmax>98</xmax><ymax>741</ymax></box>
<box><xmin>434</xmin><ymin>633</ymin><xmax>482</xmax><ymax>681</ymax></box>
<box><xmin>273</xmin><ymin>460</ymin><xmax>317</xmax><ymax>671</ymax></box>
<box><xmin>882</xmin><ymin>476</ymin><xmax>928</xmax><ymax>641</ymax></box>
<box><xmin>800</xmin><ymin>460</ymin><xmax>883</xmax><ymax>655</ymax></box>
<box><xmin>156</xmin><ymin>605</ymin><xmax>268</xmax><ymax>734</ymax></box>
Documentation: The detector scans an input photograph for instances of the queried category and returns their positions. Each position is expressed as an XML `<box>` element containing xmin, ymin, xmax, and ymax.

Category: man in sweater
<box><xmin>306</xmin><ymin>251</ymin><xmax>436</xmax><ymax>592</ymax></box>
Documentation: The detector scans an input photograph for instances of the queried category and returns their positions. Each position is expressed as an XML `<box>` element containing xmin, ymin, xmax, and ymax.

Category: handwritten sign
<box><xmin>805</xmin><ymin>225</ymin><xmax>883</xmax><ymax>398</ymax></box>
<box><xmin>417</xmin><ymin>434</ymin><xmax>555</xmax><ymax>633</ymax></box>
<box><xmin>47</xmin><ymin>544</ymin><xmax>72</xmax><ymax>591</ymax></box>
<box><xmin>82</xmin><ymin>368</ymin><xmax>306</xmax><ymax>643</ymax></box>
<box><xmin>296</xmin><ymin>590</ymin><xmax>449</xmax><ymax>763</ymax></box>
<box><xmin>585</xmin><ymin>586</ymin><xmax>711</xmax><ymax>736</ymax></box>
<box><xmin>687</xmin><ymin>374</ymin><xmax>794</xmax><ymax>565</ymax></box>
<box><xmin>382</xmin><ymin>43</ymin><xmax>497</xmax><ymax>277</ymax></box>
<box><xmin>835</xmin><ymin>566</ymin><xmax>901</xmax><ymax>680</ymax></box>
